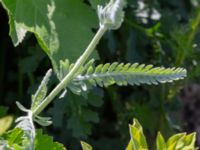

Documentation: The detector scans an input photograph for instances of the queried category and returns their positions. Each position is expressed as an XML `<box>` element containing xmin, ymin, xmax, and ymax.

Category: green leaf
<box><xmin>18</xmin><ymin>45</ymin><xmax>45</xmax><ymax>74</ymax></box>
<box><xmin>1</xmin><ymin>128</ymin><xmax>23</xmax><ymax>147</ymax></box>
<box><xmin>133</xmin><ymin>104</ymin><xmax>157</xmax><ymax>132</ymax></box>
<box><xmin>0</xmin><ymin>128</ymin><xmax>29</xmax><ymax>150</ymax></box>
<box><xmin>33</xmin><ymin>116</ymin><xmax>52</xmax><ymax>126</ymax></box>
<box><xmin>31</xmin><ymin>69</ymin><xmax>52</xmax><ymax>111</ymax></box>
<box><xmin>183</xmin><ymin>133</ymin><xmax>196</xmax><ymax>148</ymax></box>
<box><xmin>48</xmin><ymin>88</ymin><xmax>103</xmax><ymax>138</ymax></box>
<box><xmin>125</xmin><ymin>140</ymin><xmax>134</xmax><ymax>150</ymax></box>
<box><xmin>0</xmin><ymin>116</ymin><xmax>13</xmax><ymax>136</ymax></box>
<box><xmin>128</xmin><ymin>119</ymin><xmax>148</xmax><ymax>150</ymax></box>
<box><xmin>0</xmin><ymin>128</ymin><xmax>66</xmax><ymax>150</ymax></box>
<box><xmin>125</xmin><ymin>120</ymin><xmax>197</xmax><ymax>150</ymax></box>
<box><xmin>88</xmin><ymin>0</ymin><xmax>109</xmax><ymax>9</ymax></box>
<box><xmin>156</xmin><ymin>132</ymin><xmax>166</xmax><ymax>150</ymax></box>
<box><xmin>35</xmin><ymin>129</ymin><xmax>66</xmax><ymax>150</ymax></box>
<box><xmin>81</xmin><ymin>141</ymin><xmax>93</xmax><ymax>150</ymax></box>
<box><xmin>67</xmin><ymin>115</ymin><xmax>91</xmax><ymax>138</ymax></box>
<box><xmin>165</xmin><ymin>132</ymin><xmax>197</xmax><ymax>150</ymax></box>
<box><xmin>15</xmin><ymin>113</ymin><xmax>36</xmax><ymax>150</ymax></box>
<box><xmin>1</xmin><ymin>0</ymin><xmax>98</xmax><ymax>71</ymax></box>
<box><xmin>67</xmin><ymin>89</ymin><xmax>103</xmax><ymax>138</ymax></box>
<box><xmin>166</xmin><ymin>133</ymin><xmax>186</xmax><ymax>148</ymax></box>
<box><xmin>47</xmin><ymin>97</ymin><xmax>68</xmax><ymax>128</ymax></box>
<box><xmin>70</xmin><ymin>61</ymin><xmax>187</xmax><ymax>91</ymax></box>
<box><xmin>0</xmin><ymin>106</ymin><xmax>8</xmax><ymax>118</ymax></box>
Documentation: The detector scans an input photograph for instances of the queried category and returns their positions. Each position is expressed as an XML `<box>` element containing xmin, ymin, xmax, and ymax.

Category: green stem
<box><xmin>0</xmin><ymin>41</ymin><xmax>5</xmax><ymax>100</ymax></box>
<box><xmin>18</xmin><ymin>63</ymin><xmax>23</xmax><ymax>99</ymax></box>
<box><xmin>28</xmin><ymin>73</ymin><xmax>35</xmax><ymax>86</ymax></box>
<box><xmin>188</xmin><ymin>11</ymin><xmax>200</xmax><ymax>46</ymax></box>
<box><xmin>124</xmin><ymin>18</ymin><xmax>147</xmax><ymax>34</ymax></box>
<box><xmin>33</xmin><ymin>26</ymin><xmax>107</xmax><ymax>116</ymax></box>
<box><xmin>175</xmin><ymin>10</ymin><xmax>200</xmax><ymax>66</ymax></box>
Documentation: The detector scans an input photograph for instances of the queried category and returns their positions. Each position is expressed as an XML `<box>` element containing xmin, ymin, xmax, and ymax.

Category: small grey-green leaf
<box><xmin>31</xmin><ymin>69</ymin><xmax>52</xmax><ymax>111</ymax></box>
<box><xmin>101</xmin><ymin>63</ymin><xmax>110</xmax><ymax>73</ymax></box>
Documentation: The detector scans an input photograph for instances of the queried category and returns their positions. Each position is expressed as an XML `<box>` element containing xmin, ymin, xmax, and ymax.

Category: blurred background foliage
<box><xmin>1</xmin><ymin>0</ymin><xmax>200</xmax><ymax>149</ymax></box>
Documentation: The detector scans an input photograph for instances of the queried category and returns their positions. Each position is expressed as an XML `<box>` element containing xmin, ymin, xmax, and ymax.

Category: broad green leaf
<box><xmin>129</xmin><ymin>119</ymin><xmax>148</xmax><ymax>150</ymax></box>
<box><xmin>1</xmin><ymin>128</ymin><xmax>23</xmax><ymax>149</ymax></box>
<box><xmin>89</xmin><ymin>0</ymin><xmax>109</xmax><ymax>9</ymax></box>
<box><xmin>3</xmin><ymin>127</ymin><xmax>34</xmax><ymax>150</ymax></box>
<box><xmin>125</xmin><ymin>140</ymin><xmax>134</xmax><ymax>150</ymax></box>
<box><xmin>35</xmin><ymin>130</ymin><xmax>66</xmax><ymax>150</ymax></box>
<box><xmin>126</xmin><ymin>120</ymin><xmax>197</xmax><ymax>150</ymax></box>
<box><xmin>47</xmin><ymin>97</ymin><xmax>68</xmax><ymax>128</ymax></box>
<box><xmin>0</xmin><ymin>116</ymin><xmax>13</xmax><ymax>135</ymax></box>
<box><xmin>67</xmin><ymin>116</ymin><xmax>91</xmax><ymax>138</ymax></box>
<box><xmin>167</xmin><ymin>142</ymin><xmax>177</xmax><ymax>150</ymax></box>
<box><xmin>0</xmin><ymin>106</ymin><xmax>8</xmax><ymax>118</ymax></box>
<box><xmin>0</xmin><ymin>128</ymin><xmax>66</xmax><ymax>150</ymax></box>
<box><xmin>48</xmin><ymin>88</ymin><xmax>103</xmax><ymax>138</ymax></box>
<box><xmin>1</xmin><ymin>0</ymin><xmax>98</xmax><ymax>72</ymax></box>
<box><xmin>18</xmin><ymin>45</ymin><xmax>45</xmax><ymax>74</ymax></box>
<box><xmin>165</xmin><ymin>132</ymin><xmax>197</xmax><ymax>150</ymax></box>
<box><xmin>15</xmin><ymin>112</ymin><xmax>36</xmax><ymax>149</ymax></box>
<box><xmin>66</xmin><ymin>89</ymin><xmax>103</xmax><ymax>138</ymax></box>
<box><xmin>183</xmin><ymin>133</ymin><xmax>196</xmax><ymax>148</ymax></box>
<box><xmin>156</xmin><ymin>132</ymin><xmax>166</xmax><ymax>150</ymax></box>
<box><xmin>166</xmin><ymin>133</ymin><xmax>186</xmax><ymax>148</ymax></box>
<box><xmin>81</xmin><ymin>141</ymin><xmax>93</xmax><ymax>150</ymax></box>
<box><xmin>173</xmin><ymin>133</ymin><xmax>196</xmax><ymax>150</ymax></box>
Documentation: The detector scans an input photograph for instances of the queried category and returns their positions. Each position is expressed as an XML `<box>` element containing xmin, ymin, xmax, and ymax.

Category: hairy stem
<box><xmin>33</xmin><ymin>26</ymin><xmax>107</xmax><ymax>116</ymax></box>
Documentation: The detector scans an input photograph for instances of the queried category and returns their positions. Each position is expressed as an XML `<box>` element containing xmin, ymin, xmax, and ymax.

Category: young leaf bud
<box><xmin>97</xmin><ymin>0</ymin><xmax>126</xmax><ymax>30</ymax></box>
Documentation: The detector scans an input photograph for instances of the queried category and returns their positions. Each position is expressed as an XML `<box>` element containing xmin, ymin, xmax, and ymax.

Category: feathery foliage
<box><xmin>58</xmin><ymin>59</ymin><xmax>187</xmax><ymax>94</ymax></box>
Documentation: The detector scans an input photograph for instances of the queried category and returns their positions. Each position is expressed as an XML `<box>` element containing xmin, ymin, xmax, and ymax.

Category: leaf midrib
<box><xmin>74</xmin><ymin>71</ymin><xmax>186</xmax><ymax>81</ymax></box>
